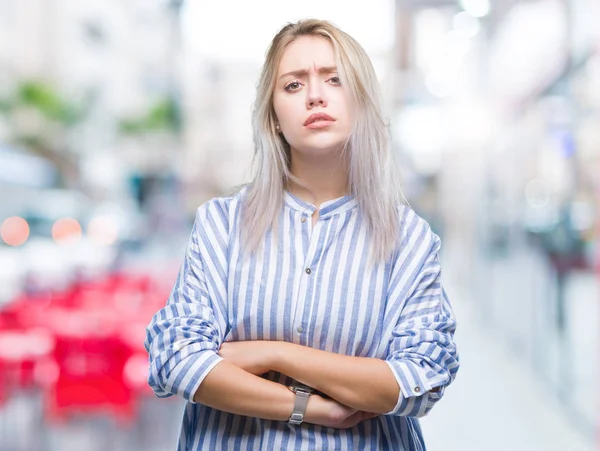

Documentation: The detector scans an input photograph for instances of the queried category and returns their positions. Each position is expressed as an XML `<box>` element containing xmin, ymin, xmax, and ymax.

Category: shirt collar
<box><xmin>283</xmin><ymin>191</ymin><xmax>358</xmax><ymax>218</ymax></box>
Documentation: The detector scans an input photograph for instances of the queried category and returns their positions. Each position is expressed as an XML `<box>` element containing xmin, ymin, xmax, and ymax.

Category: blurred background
<box><xmin>0</xmin><ymin>0</ymin><xmax>598</xmax><ymax>450</ymax></box>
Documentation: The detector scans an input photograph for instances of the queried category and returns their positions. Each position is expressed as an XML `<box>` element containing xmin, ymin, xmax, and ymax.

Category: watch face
<box><xmin>296</xmin><ymin>387</ymin><xmax>312</xmax><ymax>396</ymax></box>
<box><xmin>292</xmin><ymin>383</ymin><xmax>313</xmax><ymax>395</ymax></box>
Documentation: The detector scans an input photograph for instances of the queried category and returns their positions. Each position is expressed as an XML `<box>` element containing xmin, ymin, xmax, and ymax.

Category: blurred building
<box><xmin>179</xmin><ymin>58</ymin><xmax>257</xmax><ymax>209</ymax></box>
<box><xmin>393</xmin><ymin>0</ymin><xmax>600</xmax><ymax>437</ymax></box>
<box><xmin>0</xmin><ymin>0</ymin><xmax>184</xmax><ymax>200</ymax></box>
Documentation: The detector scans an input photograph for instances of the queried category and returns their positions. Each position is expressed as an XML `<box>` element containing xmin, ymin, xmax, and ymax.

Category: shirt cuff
<box><xmin>165</xmin><ymin>350</ymin><xmax>224</xmax><ymax>403</ymax></box>
<box><xmin>384</xmin><ymin>359</ymin><xmax>447</xmax><ymax>414</ymax></box>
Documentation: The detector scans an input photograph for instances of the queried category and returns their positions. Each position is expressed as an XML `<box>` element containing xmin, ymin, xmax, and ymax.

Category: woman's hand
<box><xmin>304</xmin><ymin>394</ymin><xmax>379</xmax><ymax>429</ymax></box>
<box><xmin>218</xmin><ymin>341</ymin><xmax>274</xmax><ymax>376</ymax></box>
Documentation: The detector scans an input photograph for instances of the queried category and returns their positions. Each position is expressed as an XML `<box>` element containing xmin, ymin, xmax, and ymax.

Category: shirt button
<box><xmin>305</xmin><ymin>268</ymin><xmax>311</xmax><ymax>275</ymax></box>
<box><xmin>414</xmin><ymin>386</ymin><xmax>421</xmax><ymax>393</ymax></box>
<box><xmin>300</xmin><ymin>217</ymin><xmax>306</xmax><ymax>223</ymax></box>
<box><xmin>297</xmin><ymin>327</ymin><xmax>304</xmax><ymax>333</ymax></box>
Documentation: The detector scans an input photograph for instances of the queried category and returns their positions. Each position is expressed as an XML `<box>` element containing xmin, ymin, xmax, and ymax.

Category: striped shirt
<box><xmin>145</xmin><ymin>189</ymin><xmax>459</xmax><ymax>450</ymax></box>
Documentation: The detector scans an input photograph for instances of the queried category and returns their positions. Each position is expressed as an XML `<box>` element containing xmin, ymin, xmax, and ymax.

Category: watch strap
<box><xmin>288</xmin><ymin>385</ymin><xmax>312</xmax><ymax>425</ymax></box>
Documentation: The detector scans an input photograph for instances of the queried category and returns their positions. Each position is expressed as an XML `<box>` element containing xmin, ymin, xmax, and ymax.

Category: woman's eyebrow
<box><xmin>278</xmin><ymin>66</ymin><xmax>337</xmax><ymax>81</ymax></box>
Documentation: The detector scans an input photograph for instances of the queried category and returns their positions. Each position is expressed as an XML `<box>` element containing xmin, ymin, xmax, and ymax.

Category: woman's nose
<box><xmin>307</xmin><ymin>97</ymin><xmax>327</xmax><ymax>108</ymax></box>
<box><xmin>306</xmin><ymin>82</ymin><xmax>327</xmax><ymax>109</ymax></box>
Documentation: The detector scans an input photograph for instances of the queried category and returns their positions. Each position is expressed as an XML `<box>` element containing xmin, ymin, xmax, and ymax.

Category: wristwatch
<box><xmin>287</xmin><ymin>383</ymin><xmax>313</xmax><ymax>425</ymax></box>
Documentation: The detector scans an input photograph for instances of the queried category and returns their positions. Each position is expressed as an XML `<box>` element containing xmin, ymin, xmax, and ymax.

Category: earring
<box><xmin>276</xmin><ymin>124</ymin><xmax>281</xmax><ymax>131</ymax></box>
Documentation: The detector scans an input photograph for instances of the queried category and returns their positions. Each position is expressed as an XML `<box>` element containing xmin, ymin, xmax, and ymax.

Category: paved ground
<box><xmin>420</xmin><ymin>282</ymin><xmax>596</xmax><ymax>451</ymax></box>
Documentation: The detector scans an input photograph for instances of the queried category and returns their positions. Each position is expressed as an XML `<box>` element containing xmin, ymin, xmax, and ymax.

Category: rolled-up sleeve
<box><xmin>384</xmin><ymin>222</ymin><xmax>459</xmax><ymax>417</ymax></box>
<box><xmin>144</xmin><ymin>205</ymin><xmax>228</xmax><ymax>403</ymax></box>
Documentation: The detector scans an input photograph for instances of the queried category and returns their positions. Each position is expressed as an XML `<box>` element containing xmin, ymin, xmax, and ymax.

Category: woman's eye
<box><xmin>284</xmin><ymin>81</ymin><xmax>301</xmax><ymax>92</ymax></box>
<box><xmin>328</xmin><ymin>76</ymin><xmax>341</xmax><ymax>85</ymax></box>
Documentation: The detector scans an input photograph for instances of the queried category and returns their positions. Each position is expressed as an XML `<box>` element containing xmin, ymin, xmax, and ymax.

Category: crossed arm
<box><xmin>192</xmin><ymin>347</ymin><xmax>389</xmax><ymax>428</ymax></box>
<box><xmin>193</xmin><ymin>330</ymin><xmax>449</xmax><ymax>427</ymax></box>
<box><xmin>214</xmin><ymin>340</ymin><xmax>400</xmax><ymax>413</ymax></box>
<box><xmin>145</xmin><ymin>206</ymin><xmax>459</xmax><ymax>427</ymax></box>
<box><xmin>148</xmin><ymin>281</ymin><xmax>457</xmax><ymax>426</ymax></box>
<box><xmin>149</xmin><ymin>303</ymin><xmax>455</xmax><ymax>426</ymax></box>
<box><xmin>148</xmin><ymin>282</ymin><xmax>457</xmax><ymax>425</ymax></box>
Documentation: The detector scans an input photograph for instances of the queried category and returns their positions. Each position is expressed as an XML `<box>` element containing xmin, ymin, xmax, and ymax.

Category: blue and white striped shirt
<box><xmin>145</xmin><ymin>189</ymin><xmax>459</xmax><ymax>450</ymax></box>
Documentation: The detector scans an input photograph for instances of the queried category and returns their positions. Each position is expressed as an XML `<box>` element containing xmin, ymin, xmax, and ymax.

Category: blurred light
<box><xmin>459</xmin><ymin>0</ymin><xmax>491</xmax><ymax>18</ymax></box>
<box><xmin>553</xmin><ymin>129</ymin><xmax>576</xmax><ymax>158</ymax></box>
<box><xmin>28</xmin><ymin>328</ymin><xmax>56</xmax><ymax>357</ymax></box>
<box><xmin>34</xmin><ymin>358</ymin><xmax>60</xmax><ymax>387</ymax></box>
<box><xmin>487</xmin><ymin>1</ymin><xmax>566</xmax><ymax>103</ymax></box>
<box><xmin>52</xmin><ymin>218</ymin><xmax>82</xmax><ymax>243</ymax></box>
<box><xmin>417</xmin><ymin>13</ymin><xmax>471</xmax><ymax>98</ymax></box>
<box><xmin>445</xmin><ymin>30</ymin><xmax>472</xmax><ymax>58</ymax></box>
<box><xmin>570</xmin><ymin>201</ymin><xmax>594</xmax><ymax>231</ymax></box>
<box><xmin>395</xmin><ymin>105</ymin><xmax>444</xmax><ymax>175</ymax></box>
<box><xmin>414</xmin><ymin>8</ymin><xmax>448</xmax><ymax>72</ymax></box>
<box><xmin>124</xmin><ymin>354</ymin><xmax>150</xmax><ymax>389</ymax></box>
<box><xmin>447</xmin><ymin>104</ymin><xmax>493</xmax><ymax>146</ymax></box>
<box><xmin>425</xmin><ymin>74</ymin><xmax>454</xmax><ymax>98</ymax></box>
<box><xmin>525</xmin><ymin>179</ymin><xmax>551</xmax><ymax>209</ymax></box>
<box><xmin>397</xmin><ymin>106</ymin><xmax>444</xmax><ymax>153</ymax></box>
<box><xmin>524</xmin><ymin>204</ymin><xmax>559</xmax><ymax>232</ymax></box>
<box><xmin>453</xmin><ymin>11</ymin><xmax>480</xmax><ymax>38</ymax></box>
<box><xmin>87</xmin><ymin>216</ymin><xmax>119</xmax><ymax>246</ymax></box>
<box><xmin>1</xmin><ymin>216</ymin><xmax>30</xmax><ymax>246</ymax></box>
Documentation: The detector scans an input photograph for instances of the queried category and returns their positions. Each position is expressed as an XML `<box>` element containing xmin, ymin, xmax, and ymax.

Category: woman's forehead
<box><xmin>277</xmin><ymin>36</ymin><xmax>336</xmax><ymax>76</ymax></box>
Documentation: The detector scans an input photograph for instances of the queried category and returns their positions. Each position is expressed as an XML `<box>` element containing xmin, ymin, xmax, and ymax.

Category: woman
<box><xmin>145</xmin><ymin>19</ymin><xmax>459</xmax><ymax>450</ymax></box>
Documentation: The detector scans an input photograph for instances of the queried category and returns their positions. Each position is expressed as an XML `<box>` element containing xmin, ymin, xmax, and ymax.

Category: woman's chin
<box><xmin>291</xmin><ymin>139</ymin><xmax>348</xmax><ymax>158</ymax></box>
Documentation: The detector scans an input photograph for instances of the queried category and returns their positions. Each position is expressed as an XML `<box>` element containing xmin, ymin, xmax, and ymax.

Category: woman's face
<box><xmin>272</xmin><ymin>35</ymin><xmax>352</xmax><ymax>159</ymax></box>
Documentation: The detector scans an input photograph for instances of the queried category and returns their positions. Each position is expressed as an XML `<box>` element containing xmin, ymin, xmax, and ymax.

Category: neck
<box><xmin>287</xmin><ymin>148</ymin><xmax>350</xmax><ymax>206</ymax></box>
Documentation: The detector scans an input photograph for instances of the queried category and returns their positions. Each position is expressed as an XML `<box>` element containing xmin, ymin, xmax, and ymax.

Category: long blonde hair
<box><xmin>241</xmin><ymin>19</ymin><xmax>406</xmax><ymax>262</ymax></box>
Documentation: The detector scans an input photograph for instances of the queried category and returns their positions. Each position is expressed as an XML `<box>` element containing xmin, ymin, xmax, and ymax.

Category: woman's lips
<box><xmin>304</xmin><ymin>113</ymin><xmax>336</xmax><ymax>129</ymax></box>
<box><xmin>305</xmin><ymin>119</ymin><xmax>335</xmax><ymax>129</ymax></box>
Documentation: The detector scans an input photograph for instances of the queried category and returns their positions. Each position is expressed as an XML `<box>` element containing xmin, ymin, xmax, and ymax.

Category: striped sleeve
<box><xmin>144</xmin><ymin>202</ymin><xmax>229</xmax><ymax>403</ymax></box>
<box><xmin>383</xmin><ymin>213</ymin><xmax>460</xmax><ymax>417</ymax></box>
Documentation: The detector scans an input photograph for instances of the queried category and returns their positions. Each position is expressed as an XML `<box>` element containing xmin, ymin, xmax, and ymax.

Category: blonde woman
<box><xmin>145</xmin><ymin>19</ymin><xmax>459</xmax><ymax>450</ymax></box>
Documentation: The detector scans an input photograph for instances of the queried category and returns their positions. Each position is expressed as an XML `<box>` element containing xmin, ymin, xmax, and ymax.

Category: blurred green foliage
<box><xmin>119</xmin><ymin>96</ymin><xmax>181</xmax><ymax>135</ymax></box>
<box><xmin>17</xmin><ymin>81</ymin><xmax>84</xmax><ymax>125</ymax></box>
<box><xmin>0</xmin><ymin>81</ymin><xmax>86</xmax><ymax>184</ymax></box>
<box><xmin>0</xmin><ymin>80</ymin><xmax>86</xmax><ymax>126</ymax></box>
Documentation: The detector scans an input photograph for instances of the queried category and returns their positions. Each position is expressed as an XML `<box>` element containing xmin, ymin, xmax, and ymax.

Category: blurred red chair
<box><xmin>44</xmin><ymin>309</ymin><xmax>135</xmax><ymax>424</ymax></box>
<box><xmin>0</xmin><ymin>359</ymin><xmax>7</xmax><ymax>405</ymax></box>
<box><xmin>0</xmin><ymin>328</ymin><xmax>55</xmax><ymax>395</ymax></box>
<box><xmin>123</xmin><ymin>352</ymin><xmax>153</xmax><ymax>397</ymax></box>
<box><xmin>1</xmin><ymin>269</ymin><xmax>168</xmax><ymax>422</ymax></box>
<box><xmin>118</xmin><ymin>319</ymin><xmax>154</xmax><ymax>397</ymax></box>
